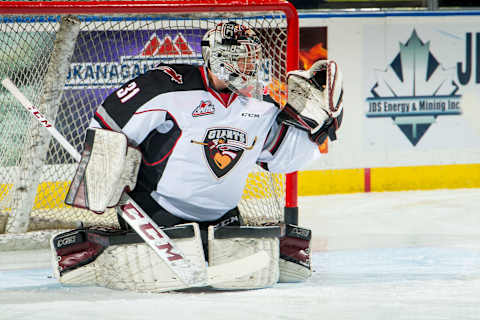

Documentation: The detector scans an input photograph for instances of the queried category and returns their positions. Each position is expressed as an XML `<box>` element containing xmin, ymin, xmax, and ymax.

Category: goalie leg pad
<box><xmin>207</xmin><ymin>225</ymin><xmax>281</xmax><ymax>290</ymax></box>
<box><xmin>51</xmin><ymin>223</ymin><xmax>206</xmax><ymax>292</ymax></box>
<box><xmin>279</xmin><ymin>224</ymin><xmax>312</xmax><ymax>283</ymax></box>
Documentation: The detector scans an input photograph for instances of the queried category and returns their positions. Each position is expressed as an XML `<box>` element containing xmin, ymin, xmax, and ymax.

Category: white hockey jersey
<box><xmin>91</xmin><ymin>64</ymin><xmax>320</xmax><ymax>221</ymax></box>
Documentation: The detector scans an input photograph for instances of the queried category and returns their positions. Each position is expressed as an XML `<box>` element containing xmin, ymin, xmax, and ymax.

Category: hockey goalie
<box><xmin>52</xmin><ymin>21</ymin><xmax>344</xmax><ymax>292</ymax></box>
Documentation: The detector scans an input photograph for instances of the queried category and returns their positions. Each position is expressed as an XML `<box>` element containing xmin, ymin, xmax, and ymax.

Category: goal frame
<box><xmin>0</xmin><ymin>0</ymin><xmax>299</xmax><ymax>227</ymax></box>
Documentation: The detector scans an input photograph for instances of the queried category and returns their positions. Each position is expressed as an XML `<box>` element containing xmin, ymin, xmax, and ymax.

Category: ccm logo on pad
<box><xmin>56</xmin><ymin>235</ymin><xmax>77</xmax><ymax>248</ymax></box>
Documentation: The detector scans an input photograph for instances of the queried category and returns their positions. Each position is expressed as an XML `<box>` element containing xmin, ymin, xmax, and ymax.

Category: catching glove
<box><xmin>279</xmin><ymin>60</ymin><xmax>344</xmax><ymax>145</ymax></box>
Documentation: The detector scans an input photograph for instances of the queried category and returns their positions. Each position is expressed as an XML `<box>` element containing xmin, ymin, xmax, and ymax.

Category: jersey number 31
<box><xmin>117</xmin><ymin>82</ymin><xmax>140</xmax><ymax>103</ymax></box>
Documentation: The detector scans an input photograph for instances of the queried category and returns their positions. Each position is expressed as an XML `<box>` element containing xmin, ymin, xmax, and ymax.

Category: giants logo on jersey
<box><xmin>191</xmin><ymin>128</ymin><xmax>257</xmax><ymax>178</ymax></box>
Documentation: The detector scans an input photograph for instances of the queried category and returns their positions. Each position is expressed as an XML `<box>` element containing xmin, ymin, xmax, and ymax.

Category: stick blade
<box><xmin>207</xmin><ymin>250</ymin><xmax>270</xmax><ymax>285</ymax></box>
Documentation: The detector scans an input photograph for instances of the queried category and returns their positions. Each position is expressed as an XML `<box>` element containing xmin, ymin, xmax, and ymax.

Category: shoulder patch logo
<box><xmin>157</xmin><ymin>65</ymin><xmax>183</xmax><ymax>84</ymax></box>
<box><xmin>191</xmin><ymin>128</ymin><xmax>257</xmax><ymax>178</ymax></box>
<box><xmin>192</xmin><ymin>100</ymin><xmax>215</xmax><ymax>117</ymax></box>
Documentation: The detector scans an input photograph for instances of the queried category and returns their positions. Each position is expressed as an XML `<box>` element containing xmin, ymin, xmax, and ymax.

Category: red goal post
<box><xmin>0</xmin><ymin>0</ymin><xmax>299</xmax><ymax>237</ymax></box>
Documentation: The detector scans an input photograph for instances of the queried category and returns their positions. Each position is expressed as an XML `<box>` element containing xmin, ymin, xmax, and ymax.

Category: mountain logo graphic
<box><xmin>65</xmin><ymin>30</ymin><xmax>203</xmax><ymax>89</ymax></box>
<box><xmin>366</xmin><ymin>30</ymin><xmax>462</xmax><ymax>146</ymax></box>
<box><xmin>141</xmin><ymin>33</ymin><xmax>195</xmax><ymax>57</ymax></box>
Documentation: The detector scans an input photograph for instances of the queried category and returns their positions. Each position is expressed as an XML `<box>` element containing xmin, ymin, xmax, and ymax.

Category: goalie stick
<box><xmin>1</xmin><ymin>77</ymin><xmax>270</xmax><ymax>288</ymax></box>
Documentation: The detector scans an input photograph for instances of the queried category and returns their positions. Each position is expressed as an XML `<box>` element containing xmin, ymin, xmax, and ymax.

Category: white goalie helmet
<box><xmin>201</xmin><ymin>22</ymin><xmax>264</xmax><ymax>98</ymax></box>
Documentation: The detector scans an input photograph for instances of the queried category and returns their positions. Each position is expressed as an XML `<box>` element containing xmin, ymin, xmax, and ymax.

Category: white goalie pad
<box><xmin>65</xmin><ymin>128</ymin><xmax>142</xmax><ymax>213</ymax></box>
<box><xmin>207</xmin><ymin>226</ymin><xmax>280</xmax><ymax>290</ymax></box>
<box><xmin>279</xmin><ymin>252</ymin><xmax>312</xmax><ymax>282</ymax></box>
<box><xmin>108</xmin><ymin>146</ymin><xmax>142</xmax><ymax>206</ymax></box>
<box><xmin>286</xmin><ymin>60</ymin><xmax>343</xmax><ymax>134</ymax></box>
<box><xmin>278</xmin><ymin>225</ymin><xmax>313</xmax><ymax>283</ymax></box>
<box><xmin>51</xmin><ymin>223</ymin><xmax>206</xmax><ymax>293</ymax></box>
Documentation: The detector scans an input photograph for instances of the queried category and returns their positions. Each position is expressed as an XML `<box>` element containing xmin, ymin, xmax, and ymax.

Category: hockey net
<box><xmin>0</xmin><ymin>0</ymin><xmax>299</xmax><ymax>247</ymax></box>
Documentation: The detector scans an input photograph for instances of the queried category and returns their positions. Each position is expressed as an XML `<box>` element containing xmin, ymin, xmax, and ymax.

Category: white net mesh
<box><xmin>0</xmin><ymin>3</ymin><xmax>294</xmax><ymax>235</ymax></box>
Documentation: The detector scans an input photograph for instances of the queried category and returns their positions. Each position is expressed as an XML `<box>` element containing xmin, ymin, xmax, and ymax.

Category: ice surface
<box><xmin>1</xmin><ymin>189</ymin><xmax>479</xmax><ymax>320</ymax></box>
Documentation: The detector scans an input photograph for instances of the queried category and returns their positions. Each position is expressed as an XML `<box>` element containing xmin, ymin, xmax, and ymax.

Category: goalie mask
<box><xmin>201</xmin><ymin>22</ymin><xmax>264</xmax><ymax>99</ymax></box>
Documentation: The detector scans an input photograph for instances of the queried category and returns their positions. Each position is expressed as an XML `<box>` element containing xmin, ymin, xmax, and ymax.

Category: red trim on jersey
<box><xmin>218</xmin><ymin>91</ymin><xmax>231</xmax><ymax>105</ymax></box>
<box><xmin>269</xmin><ymin>124</ymin><xmax>287</xmax><ymax>155</ymax></box>
<box><xmin>133</xmin><ymin>108</ymin><xmax>182</xmax><ymax>166</ymax></box>
<box><xmin>199</xmin><ymin>66</ymin><xmax>238</xmax><ymax>108</ymax></box>
<box><xmin>94</xmin><ymin>111</ymin><xmax>113</xmax><ymax>130</ymax></box>
<box><xmin>134</xmin><ymin>108</ymin><xmax>167</xmax><ymax>115</ymax></box>
<box><xmin>227</xmin><ymin>92</ymin><xmax>238</xmax><ymax>105</ymax></box>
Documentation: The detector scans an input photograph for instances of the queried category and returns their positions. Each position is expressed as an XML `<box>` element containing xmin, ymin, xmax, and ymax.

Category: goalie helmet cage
<box><xmin>0</xmin><ymin>0</ymin><xmax>299</xmax><ymax>238</ymax></box>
